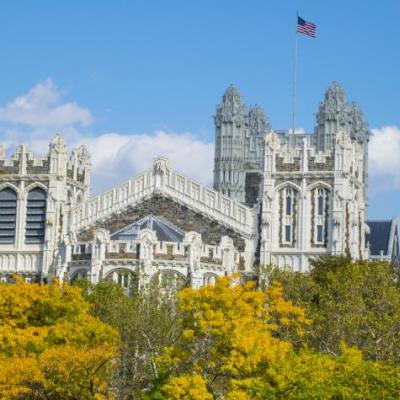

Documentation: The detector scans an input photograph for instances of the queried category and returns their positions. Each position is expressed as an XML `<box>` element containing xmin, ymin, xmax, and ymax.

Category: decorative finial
<box><xmin>50</xmin><ymin>134</ymin><xmax>67</xmax><ymax>154</ymax></box>
<box><xmin>249</xmin><ymin>105</ymin><xmax>271</xmax><ymax>135</ymax></box>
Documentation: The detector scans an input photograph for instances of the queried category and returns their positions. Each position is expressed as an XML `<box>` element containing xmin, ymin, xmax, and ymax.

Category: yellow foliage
<box><xmin>0</xmin><ymin>355</ymin><xmax>43</xmax><ymax>399</ymax></box>
<box><xmin>0</xmin><ymin>277</ymin><xmax>119</xmax><ymax>399</ymax></box>
<box><xmin>159</xmin><ymin>275</ymin><xmax>310</xmax><ymax>397</ymax></box>
<box><xmin>162</xmin><ymin>374</ymin><xmax>212</xmax><ymax>400</ymax></box>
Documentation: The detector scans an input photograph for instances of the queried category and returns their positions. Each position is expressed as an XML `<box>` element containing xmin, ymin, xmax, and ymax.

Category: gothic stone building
<box><xmin>0</xmin><ymin>82</ymin><xmax>398</xmax><ymax>288</ymax></box>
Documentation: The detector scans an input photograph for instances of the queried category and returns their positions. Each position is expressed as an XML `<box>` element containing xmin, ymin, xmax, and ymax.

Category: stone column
<box><xmin>91</xmin><ymin>229</ymin><xmax>110</xmax><ymax>284</ymax></box>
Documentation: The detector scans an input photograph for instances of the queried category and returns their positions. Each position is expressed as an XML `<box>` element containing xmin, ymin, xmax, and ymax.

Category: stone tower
<box><xmin>315</xmin><ymin>82</ymin><xmax>369</xmax><ymax>151</ymax></box>
<box><xmin>213</xmin><ymin>86</ymin><xmax>271</xmax><ymax>206</ymax></box>
<box><xmin>315</xmin><ymin>82</ymin><xmax>370</xmax><ymax>214</ymax></box>
<box><xmin>244</xmin><ymin>105</ymin><xmax>271</xmax><ymax>206</ymax></box>
<box><xmin>213</xmin><ymin>85</ymin><xmax>248</xmax><ymax>203</ymax></box>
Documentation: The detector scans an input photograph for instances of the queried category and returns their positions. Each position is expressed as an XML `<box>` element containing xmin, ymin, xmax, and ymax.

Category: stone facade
<box><xmin>0</xmin><ymin>82</ymin><xmax>397</xmax><ymax>290</ymax></box>
<box><xmin>215</xmin><ymin>82</ymin><xmax>376</xmax><ymax>272</ymax></box>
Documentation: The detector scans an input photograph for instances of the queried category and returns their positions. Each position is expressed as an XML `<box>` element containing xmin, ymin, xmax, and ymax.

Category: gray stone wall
<box><xmin>244</xmin><ymin>172</ymin><xmax>261</xmax><ymax>207</ymax></box>
<box><xmin>77</xmin><ymin>194</ymin><xmax>246</xmax><ymax>251</ymax></box>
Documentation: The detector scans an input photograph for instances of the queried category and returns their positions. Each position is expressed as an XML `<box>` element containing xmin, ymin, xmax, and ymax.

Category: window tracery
<box><xmin>311</xmin><ymin>187</ymin><xmax>329</xmax><ymax>247</ymax></box>
<box><xmin>279</xmin><ymin>187</ymin><xmax>297</xmax><ymax>247</ymax></box>
<box><xmin>25</xmin><ymin>188</ymin><xmax>46</xmax><ymax>244</ymax></box>
<box><xmin>0</xmin><ymin>188</ymin><xmax>17</xmax><ymax>244</ymax></box>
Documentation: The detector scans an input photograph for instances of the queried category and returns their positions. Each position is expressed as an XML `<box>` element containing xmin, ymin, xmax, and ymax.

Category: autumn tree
<box><xmin>236</xmin><ymin>345</ymin><xmax>400</xmax><ymax>399</ymax></box>
<box><xmin>0</xmin><ymin>277</ymin><xmax>119</xmax><ymax>400</ymax></box>
<box><xmin>146</xmin><ymin>274</ymin><xmax>400</xmax><ymax>399</ymax></box>
<box><xmin>264</xmin><ymin>256</ymin><xmax>400</xmax><ymax>362</ymax></box>
<box><xmin>80</xmin><ymin>279</ymin><xmax>181</xmax><ymax>399</ymax></box>
<box><xmin>147</xmin><ymin>275</ymin><xmax>309</xmax><ymax>399</ymax></box>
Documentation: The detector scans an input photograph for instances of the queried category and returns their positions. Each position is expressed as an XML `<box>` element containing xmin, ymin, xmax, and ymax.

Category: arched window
<box><xmin>280</xmin><ymin>187</ymin><xmax>297</xmax><ymax>246</ymax></box>
<box><xmin>0</xmin><ymin>188</ymin><xmax>17</xmax><ymax>244</ymax></box>
<box><xmin>25</xmin><ymin>188</ymin><xmax>46</xmax><ymax>244</ymax></box>
<box><xmin>311</xmin><ymin>187</ymin><xmax>329</xmax><ymax>246</ymax></box>
<box><xmin>318</xmin><ymin>189</ymin><xmax>324</xmax><ymax>216</ymax></box>
<box><xmin>286</xmin><ymin>189</ymin><xmax>292</xmax><ymax>215</ymax></box>
<box><xmin>203</xmin><ymin>273</ymin><xmax>217</xmax><ymax>286</ymax></box>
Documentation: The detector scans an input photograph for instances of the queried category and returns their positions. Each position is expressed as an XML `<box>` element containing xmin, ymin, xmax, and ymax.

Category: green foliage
<box><xmin>71</xmin><ymin>257</ymin><xmax>400</xmax><ymax>399</ymax></box>
<box><xmin>263</xmin><ymin>256</ymin><xmax>400</xmax><ymax>362</ymax></box>
<box><xmin>80</xmin><ymin>280</ymin><xmax>181</xmax><ymax>399</ymax></box>
<box><xmin>246</xmin><ymin>345</ymin><xmax>400</xmax><ymax>399</ymax></box>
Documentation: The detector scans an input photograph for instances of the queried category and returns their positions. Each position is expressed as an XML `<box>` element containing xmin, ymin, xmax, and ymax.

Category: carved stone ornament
<box><xmin>249</xmin><ymin>105</ymin><xmax>271</xmax><ymax>136</ymax></box>
<box><xmin>183</xmin><ymin>231</ymin><xmax>202</xmax><ymax>247</ymax></box>
<box><xmin>262</xmin><ymin>214</ymin><xmax>271</xmax><ymax>226</ymax></box>
<box><xmin>70</xmin><ymin>145</ymin><xmax>91</xmax><ymax>167</ymax></box>
<box><xmin>153</xmin><ymin>156</ymin><xmax>170</xmax><ymax>175</ymax></box>
<box><xmin>265</xmin><ymin>132</ymin><xmax>279</xmax><ymax>151</ymax></box>
<box><xmin>76</xmin><ymin>145</ymin><xmax>91</xmax><ymax>165</ymax></box>
<box><xmin>214</xmin><ymin>85</ymin><xmax>247</xmax><ymax>126</ymax></box>
<box><xmin>336</xmin><ymin>130</ymin><xmax>352</xmax><ymax>148</ymax></box>
<box><xmin>220</xmin><ymin>235</ymin><xmax>234</xmax><ymax>249</ymax></box>
<box><xmin>50</xmin><ymin>135</ymin><xmax>67</xmax><ymax>154</ymax></box>
<box><xmin>93</xmin><ymin>228</ymin><xmax>110</xmax><ymax>243</ymax></box>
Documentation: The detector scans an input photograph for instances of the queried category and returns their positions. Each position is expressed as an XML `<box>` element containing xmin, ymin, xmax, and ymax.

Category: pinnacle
<box><xmin>325</xmin><ymin>81</ymin><xmax>346</xmax><ymax>103</ymax></box>
<box><xmin>249</xmin><ymin>104</ymin><xmax>266</xmax><ymax>119</ymax></box>
<box><xmin>222</xmin><ymin>84</ymin><xmax>243</xmax><ymax>103</ymax></box>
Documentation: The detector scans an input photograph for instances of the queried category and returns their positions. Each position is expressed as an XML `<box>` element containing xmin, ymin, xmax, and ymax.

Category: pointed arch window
<box><xmin>318</xmin><ymin>190</ymin><xmax>324</xmax><ymax>216</ymax></box>
<box><xmin>0</xmin><ymin>188</ymin><xmax>17</xmax><ymax>244</ymax></box>
<box><xmin>312</xmin><ymin>187</ymin><xmax>329</xmax><ymax>246</ymax></box>
<box><xmin>281</xmin><ymin>187</ymin><xmax>297</xmax><ymax>246</ymax></box>
<box><xmin>285</xmin><ymin>188</ymin><xmax>292</xmax><ymax>216</ymax></box>
<box><xmin>25</xmin><ymin>188</ymin><xmax>46</xmax><ymax>244</ymax></box>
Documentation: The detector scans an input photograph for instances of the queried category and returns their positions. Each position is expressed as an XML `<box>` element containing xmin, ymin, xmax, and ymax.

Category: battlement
<box><xmin>70</xmin><ymin>236</ymin><xmax>242</xmax><ymax>271</ymax></box>
<box><xmin>0</xmin><ymin>145</ymin><xmax>50</xmax><ymax>175</ymax></box>
<box><xmin>0</xmin><ymin>138</ymin><xmax>91</xmax><ymax>186</ymax></box>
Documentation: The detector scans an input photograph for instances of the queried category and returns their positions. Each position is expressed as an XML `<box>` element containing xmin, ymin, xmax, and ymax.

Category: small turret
<box><xmin>248</xmin><ymin>105</ymin><xmax>271</xmax><ymax>137</ymax></box>
<box><xmin>67</xmin><ymin>144</ymin><xmax>91</xmax><ymax>204</ymax></box>
<box><xmin>245</xmin><ymin>104</ymin><xmax>271</xmax><ymax>167</ymax></box>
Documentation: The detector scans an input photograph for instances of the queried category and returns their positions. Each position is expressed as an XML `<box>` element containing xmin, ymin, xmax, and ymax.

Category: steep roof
<box><xmin>110</xmin><ymin>215</ymin><xmax>185</xmax><ymax>242</ymax></box>
<box><xmin>366</xmin><ymin>219</ymin><xmax>394</xmax><ymax>257</ymax></box>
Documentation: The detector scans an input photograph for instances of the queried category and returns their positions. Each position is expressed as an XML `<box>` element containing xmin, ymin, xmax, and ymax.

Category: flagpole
<box><xmin>291</xmin><ymin>12</ymin><xmax>298</xmax><ymax>136</ymax></box>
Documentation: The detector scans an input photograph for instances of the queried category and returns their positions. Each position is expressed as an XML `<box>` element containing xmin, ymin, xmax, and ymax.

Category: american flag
<box><xmin>297</xmin><ymin>16</ymin><xmax>316</xmax><ymax>38</ymax></box>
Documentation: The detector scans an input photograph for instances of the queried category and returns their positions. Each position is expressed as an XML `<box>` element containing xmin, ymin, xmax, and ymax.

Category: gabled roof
<box><xmin>366</xmin><ymin>219</ymin><xmax>398</xmax><ymax>257</ymax></box>
<box><xmin>71</xmin><ymin>157</ymin><xmax>255</xmax><ymax>238</ymax></box>
<box><xmin>110</xmin><ymin>215</ymin><xmax>185</xmax><ymax>242</ymax></box>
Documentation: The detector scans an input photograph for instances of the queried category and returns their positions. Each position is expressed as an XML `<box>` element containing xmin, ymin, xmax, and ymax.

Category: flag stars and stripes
<box><xmin>297</xmin><ymin>16</ymin><xmax>316</xmax><ymax>38</ymax></box>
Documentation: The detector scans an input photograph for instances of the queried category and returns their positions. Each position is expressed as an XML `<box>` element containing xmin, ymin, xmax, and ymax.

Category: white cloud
<box><xmin>77</xmin><ymin>131</ymin><xmax>214</xmax><ymax>194</ymax></box>
<box><xmin>0</xmin><ymin>80</ymin><xmax>214</xmax><ymax>194</ymax></box>
<box><xmin>0</xmin><ymin>78</ymin><xmax>92</xmax><ymax>128</ymax></box>
<box><xmin>5</xmin><ymin>80</ymin><xmax>397</xmax><ymax>200</ymax></box>
<box><xmin>369</xmin><ymin>126</ymin><xmax>400</xmax><ymax>189</ymax></box>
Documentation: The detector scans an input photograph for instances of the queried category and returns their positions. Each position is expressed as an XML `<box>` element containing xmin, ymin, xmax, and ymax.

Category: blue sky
<box><xmin>0</xmin><ymin>0</ymin><xmax>399</xmax><ymax>220</ymax></box>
